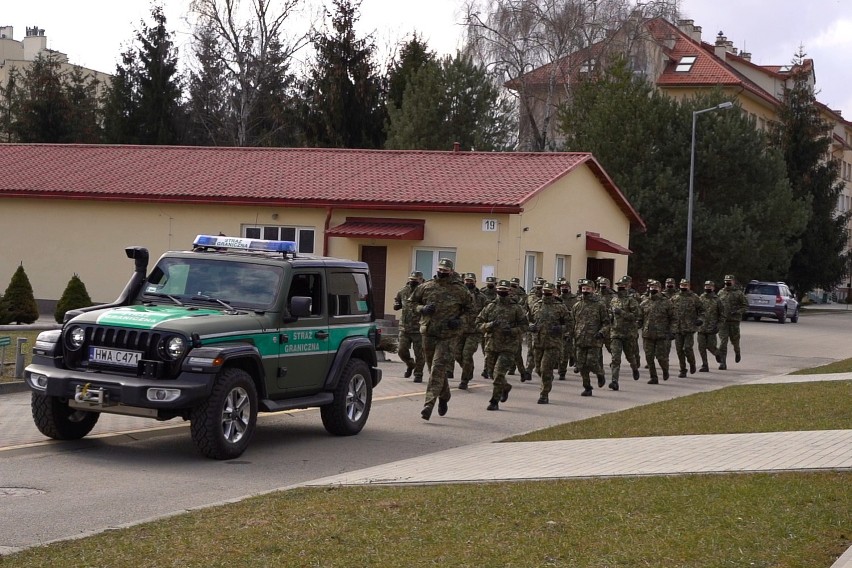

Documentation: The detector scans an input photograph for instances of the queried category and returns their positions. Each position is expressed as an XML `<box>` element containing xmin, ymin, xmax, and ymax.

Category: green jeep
<box><xmin>25</xmin><ymin>235</ymin><xmax>382</xmax><ymax>459</ymax></box>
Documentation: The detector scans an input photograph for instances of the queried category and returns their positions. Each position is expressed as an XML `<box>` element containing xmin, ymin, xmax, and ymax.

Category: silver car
<box><xmin>744</xmin><ymin>281</ymin><xmax>799</xmax><ymax>323</ymax></box>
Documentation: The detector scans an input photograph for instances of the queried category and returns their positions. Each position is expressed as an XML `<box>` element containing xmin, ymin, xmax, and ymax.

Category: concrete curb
<box><xmin>0</xmin><ymin>381</ymin><xmax>28</xmax><ymax>394</ymax></box>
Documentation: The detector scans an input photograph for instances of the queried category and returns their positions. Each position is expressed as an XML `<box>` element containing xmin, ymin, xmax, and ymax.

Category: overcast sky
<box><xmin>3</xmin><ymin>0</ymin><xmax>850</xmax><ymax>118</ymax></box>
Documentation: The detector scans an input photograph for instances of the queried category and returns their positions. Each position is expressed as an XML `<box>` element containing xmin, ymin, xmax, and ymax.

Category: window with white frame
<box><xmin>414</xmin><ymin>248</ymin><xmax>457</xmax><ymax>279</ymax></box>
<box><xmin>243</xmin><ymin>225</ymin><xmax>315</xmax><ymax>253</ymax></box>
<box><xmin>675</xmin><ymin>55</ymin><xmax>697</xmax><ymax>72</ymax></box>
<box><xmin>524</xmin><ymin>253</ymin><xmax>538</xmax><ymax>291</ymax></box>
<box><xmin>555</xmin><ymin>255</ymin><xmax>569</xmax><ymax>282</ymax></box>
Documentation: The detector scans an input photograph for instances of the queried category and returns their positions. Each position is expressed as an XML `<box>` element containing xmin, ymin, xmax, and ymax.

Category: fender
<box><xmin>323</xmin><ymin>336</ymin><xmax>379</xmax><ymax>390</ymax></box>
<box><xmin>182</xmin><ymin>343</ymin><xmax>267</xmax><ymax>396</ymax></box>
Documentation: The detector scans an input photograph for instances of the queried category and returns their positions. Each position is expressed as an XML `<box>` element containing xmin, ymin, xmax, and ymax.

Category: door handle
<box><xmin>315</xmin><ymin>331</ymin><xmax>329</xmax><ymax>339</ymax></box>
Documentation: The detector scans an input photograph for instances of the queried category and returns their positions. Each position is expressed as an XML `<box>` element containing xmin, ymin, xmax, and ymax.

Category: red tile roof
<box><xmin>0</xmin><ymin>144</ymin><xmax>645</xmax><ymax>229</ymax></box>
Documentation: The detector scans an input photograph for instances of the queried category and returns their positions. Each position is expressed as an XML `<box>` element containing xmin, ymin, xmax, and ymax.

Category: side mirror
<box><xmin>289</xmin><ymin>296</ymin><xmax>312</xmax><ymax>318</ymax></box>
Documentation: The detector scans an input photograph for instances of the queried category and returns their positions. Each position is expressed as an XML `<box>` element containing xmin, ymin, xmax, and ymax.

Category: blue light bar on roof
<box><xmin>193</xmin><ymin>235</ymin><xmax>297</xmax><ymax>253</ymax></box>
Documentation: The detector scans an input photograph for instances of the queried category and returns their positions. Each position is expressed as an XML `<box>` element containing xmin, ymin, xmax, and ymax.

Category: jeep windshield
<box><xmin>142</xmin><ymin>257</ymin><xmax>283</xmax><ymax>310</ymax></box>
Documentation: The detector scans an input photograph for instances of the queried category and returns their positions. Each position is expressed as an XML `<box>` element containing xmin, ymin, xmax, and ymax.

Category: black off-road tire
<box><xmin>190</xmin><ymin>368</ymin><xmax>258</xmax><ymax>460</ymax></box>
<box><xmin>791</xmin><ymin>309</ymin><xmax>799</xmax><ymax>323</ymax></box>
<box><xmin>321</xmin><ymin>359</ymin><xmax>372</xmax><ymax>436</ymax></box>
<box><xmin>778</xmin><ymin>309</ymin><xmax>787</xmax><ymax>324</ymax></box>
<box><xmin>31</xmin><ymin>392</ymin><xmax>99</xmax><ymax>440</ymax></box>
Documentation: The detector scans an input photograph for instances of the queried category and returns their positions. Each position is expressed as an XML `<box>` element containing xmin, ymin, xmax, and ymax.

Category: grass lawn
<box><xmin>507</xmin><ymin>380</ymin><xmax>852</xmax><ymax>442</ymax></box>
<box><xmin>790</xmin><ymin>357</ymin><xmax>852</xmax><ymax>374</ymax></box>
<box><xmin>4</xmin><ymin>472</ymin><xmax>849</xmax><ymax>568</ymax></box>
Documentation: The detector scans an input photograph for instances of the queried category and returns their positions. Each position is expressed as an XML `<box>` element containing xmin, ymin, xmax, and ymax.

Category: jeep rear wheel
<box><xmin>31</xmin><ymin>392</ymin><xmax>99</xmax><ymax>440</ymax></box>
<box><xmin>321</xmin><ymin>359</ymin><xmax>372</xmax><ymax>436</ymax></box>
<box><xmin>190</xmin><ymin>368</ymin><xmax>257</xmax><ymax>460</ymax></box>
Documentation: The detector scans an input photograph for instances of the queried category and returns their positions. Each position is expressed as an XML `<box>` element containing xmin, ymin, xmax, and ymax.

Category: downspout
<box><xmin>323</xmin><ymin>206</ymin><xmax>333</xmax><ymax>256</ymax></box>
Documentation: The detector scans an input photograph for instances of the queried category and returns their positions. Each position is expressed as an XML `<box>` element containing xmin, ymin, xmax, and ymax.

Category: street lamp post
<box><xmin>686</xmin><ymin>101</ymin><xmax>734</xmax><ymax>282</ymax></box>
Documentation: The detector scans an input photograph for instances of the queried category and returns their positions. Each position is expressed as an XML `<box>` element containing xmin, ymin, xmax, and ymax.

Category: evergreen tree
<box><xmin>385</xmin><ymin>34</ymin><xmax>435</xmax><ymax>112</ymax></box>
<box><xmin>185</xmin><ymin>20</ymin><xmax>231</xmax><ymax>145</ymax></box>
<box><xmin>64</xmin><ymin>66</ymin><xmax>103</xmax><ymax>143</ymax></box>
<box><xmin>1</xmin><ymin>264</ymin><xmax>40</xmax><ymax>325</ymax></box>
<box><xmin>11</xmin><ymin>52</ymin><xmax>72</xmax><ymax>142</ymax></box>
<box><xmin>386</xmin><ymin>52</ymin><xmax>514</xmax><ymax>151</ymax></box>
<box><xmin>301</xmin><ymin>0</ymin><xmax>386</xmax><ymax>148</ymax></box>
<box><xmin>55</xmin><ymin>274</ymin><xmax>93</xmax><ymax>323</ymax></box>
<box><xmin>102</xmin><ymin>4</ymin><xmax>184</xmax><ymax>145</ymax></box>
<box><xmin>771</xmin><ymin>48</ymin><xmax>851</xmax><ymax>298</ymax></box>
<box><xmin>559</xmin><ymin>59</ymin><xmax>808</xmax><ymax>285</ymax></box>
<box><xmin>0</xmin><ymin>74</ymin><xmax>16</xmax><ymax>142</ymax></box>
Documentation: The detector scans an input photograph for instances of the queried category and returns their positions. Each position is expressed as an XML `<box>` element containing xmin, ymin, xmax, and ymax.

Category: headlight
<box><xmin>67</xmin><ymin>326</ymin><xmax>85</xmax><ymax>350</ymax></box>
<box><xmin>163</xmin><ymin>336</ymin><xmax>186</xmax><ymax>360</ymax></box>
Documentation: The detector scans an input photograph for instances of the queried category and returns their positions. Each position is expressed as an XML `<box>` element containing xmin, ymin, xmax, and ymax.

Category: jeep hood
<box><xmin>68</xmin><ymin>305</ymin><xmax>275</xmax><ymax>333</ymax></box>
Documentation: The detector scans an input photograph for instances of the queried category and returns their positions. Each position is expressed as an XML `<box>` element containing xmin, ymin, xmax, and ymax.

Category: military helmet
<box><xmin>578</xmin><ymin>278</ymin><xmax>594</xmax><ymax>287</ymax></box>
<box><xmin>648</xmin><ymin>279</ymin><xmax>662</xmax><ymax>288</ymax></box>
<box><xmin>598</xmin><ymin>277</ymin><xmax>611</xmax><ymax>287</ymax></box>
<box><xmin>724</xmin><ymin>274</ymin><xmax>736</xmax><ymax>281</ymax></box>
<box><xmin>485</xmin><ymin>276</ymin><xmax>497</xmax><ymax>283</ymax></box>
<box><xmin>665</xmin><ymin>277</ymin><xmax>676</xmax><ymax>285</ymax></box>
<box><xmin>617</xmin><ymin>276</ymin><xmax>631</xmax><ymax>286</ymax></box>
<box><xmin>510</xmin><ymin>277</ymin><xmax>521</xmax><ymax>285</ymax></box>
<box><xmin>542</xmin><ymin>282</ymin><xmax>556</xmax><ymax>291</ymax></box>
<box><xmin>679</xmin><ymin>278</ymin><xmax>690</xmax><ymax>286</ymax></box>
<box><xmin>556</xmin><ymin>277</ymin><xmax>567</xmax><ymax>285</ymax></box>
<box><xmin>622</xmin><ymin>275</ymin><xmax>633</xmax><ymax>283</ymax></box>
<box><xmin>408</xmin><ymin>270</ymin><xmax>423</xmax><ymax>281</ymax></box>
<box><xmin>496</xmin><ymin>279</ymin><xmax>511</xmax><ymax>290</ymax></box>
<box><xmin>438</xmin><ymin>258</ymin><xmax>454</xmax><ymax>271</ymax></box>
<box><xmin>463</xmin><ymin>272</ymin><xmax>477</xmax><ymax>281</ymax></box>
<box><xmin>704</xmin><ymin>280</ymin><xmax>715</xmax><ymax>287</ymax></box>
<box><xmin>534</xmin><ymin>277</ymin><xmax>546</xmax><ymax>286</ymax></box>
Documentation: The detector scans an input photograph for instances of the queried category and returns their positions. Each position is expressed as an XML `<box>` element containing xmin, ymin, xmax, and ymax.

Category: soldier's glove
<box><xmin>421</xmin><ymin>303</ymin><xmax>437</xmax><ymax>315</ymax></box>
<box><xmin>612</xmin><ymin>307</ymin><xmax>622</xmax><ymax>315</ymax></box>
<box><xmin>549</xmin><ymin>324</ymin><xmax>562</xmax><ymax>337</ymax></box>
<box><xmin>393</xmin><ymin>301</ymin><xmax>402</xmax><ymax>311</ymax></box>
<box><xmin>447</xmin><ymin>318</ymin><xmax>461</xmax><ymax>330</ymax></box>
<box><xmin>528</xmin><ymin>323</ymin><xmax>539</xmax><ymax>333</ymax></box>
<box><xmin>695</xmin><ymin>319</ymin><xmax>703</xmax><ymax>327</ymax></box>
<box><xmin>594</xmin><ymin>331</ymin><xmax>604</xmax><ymax>340</ymax></box>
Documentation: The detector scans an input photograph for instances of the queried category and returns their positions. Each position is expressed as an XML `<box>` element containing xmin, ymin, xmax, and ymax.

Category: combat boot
<box><xmin>689</xmin><ymin>361</ymin><xmax>696</xmax><ymax>374</ymax></box>
<box><xmin>632</xmin><ymin>367</ymin><xmax>640</xmax><ymax>380</ymax></box>
<box><xmin>662</xmin><ymin>369</ymin><xmax>670</xmax><ymax>381</ymax></box>
<box><xmin>413</xmin><ymin>375</ymin><xmax>423</xmax><ymax>383</ymax></box>
<box><xmin>421</xmin><ymin>405</ymin><xmax>433</xmax><ymax>420</ymax></box>
<box><xmin>647</xmin><ymin>376</ymin><xmax>659</xmax><ymax>385</ymax></box>
<box><xmin>581</xmin><ymin>387</ymin><xmax>593</xmax><ymax>396</ymax></box>
<box><xmin>608</xmin><ymin>382</ymin><xmax>619</xmax><ymax>391</ymax></box>
<box><xmin>537</xmin><ymin>394</ymin><xmax>549</xmax><ymax>404</ymax></box>
<box><xmin>718</xmin><ymin>355</ymin><xmax>727</xmax><ymax>370</ymax></box>
<box><xmin>597</xmin><ymin>374</ymin><xmax>606</xmax><ymax>388</ymax></box>
<box><xmin>678</xmin><ymin>369</ymin><xmax>687</xmax><ymax>378</ymax></box>
<box><xmin>699</xmin><ymin>364</ymin><xmax>709</xmax><ymax>372</ymax></box>
<box><xmin>438</xmin><ymin>399</ymin><xmax>449</xmax><ymax>416</ymax></box>
<box><xmin>735</xmin><ymin>351</ymin><xmax>741</xmax><ymax>363</ymax></box>
<box><xmin>404</xmin><ymin>362</ymin><xmax>415</xmax><ymax>378</ymax></box>
<box><xmin>458</xmin><ymin>380</ymin><xmax>469</xmax><ymax>390</ymax></box>
<box><xmin>558</xmin><ymin>373</ymin><xmax>566</xmax><ymax>381</ymax></box>
<box><xmin>500</xmin><ymin>383</ymin><xmax>512</xmax><ymax>403</ymax></box>
<box><xmin>487</xmin><ymin>399</ymin><xmax>499</xmax><ymax>411</ymax></box>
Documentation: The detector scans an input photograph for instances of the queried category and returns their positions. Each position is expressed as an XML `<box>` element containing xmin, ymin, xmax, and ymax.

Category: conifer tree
<box><xmin>1</xmin><ymin>264</ymin><xmax>40</xmax><ymax>325</ymax></box>
<box><xmin>55</xmin><ymin>274</ymin><xmax>93</xmax><ymax>323</ymax></box>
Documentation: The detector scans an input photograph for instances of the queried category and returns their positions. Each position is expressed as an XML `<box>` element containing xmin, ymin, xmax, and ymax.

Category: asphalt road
<box><xmin>1</xmin><ymin>310</ymin><xmax>850</xmax><ymax>553</ymax></box>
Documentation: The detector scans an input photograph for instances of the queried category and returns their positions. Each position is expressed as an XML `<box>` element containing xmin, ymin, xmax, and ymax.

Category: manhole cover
<box><xmin>0</xmin><ymin>487</ymin><xmax>45</xmax><ymax>497</ymax></box>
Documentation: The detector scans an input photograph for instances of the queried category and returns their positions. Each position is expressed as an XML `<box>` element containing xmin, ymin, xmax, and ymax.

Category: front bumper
<box><xmin>24</xmin><ymin>364</ymin><xmax>216</xmax><ymax>411</ymax></box>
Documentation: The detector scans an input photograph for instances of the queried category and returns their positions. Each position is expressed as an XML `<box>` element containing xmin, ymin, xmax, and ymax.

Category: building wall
<box><xmin>0</xmin><ymin>165</ymin><xmax>634</xmax><ymax>316</ymax></box>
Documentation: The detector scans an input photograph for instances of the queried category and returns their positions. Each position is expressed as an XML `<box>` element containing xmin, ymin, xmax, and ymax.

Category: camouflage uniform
<box><xmin>409</xmin><ymin>258</ymin><xmax>473</xmax><ymax>420</ymax></box>
<box><xmin>572</xmin><ymin>279</ymin><xmax>609</xmax><ymax>396</ymax></box>
<box><xmin>507</xmin><ymin>278</ymin><xmax>530</xmax><ymax>380</ymax></box>
<box><xmin>476</xmin><ymin>280</ymin><xmax>529</xmax><ymax>410</ymax></box>
<box><xmin>530</xmin><ymin>283</ymin><xmax>570</xmax><ymax>403</ymax></box>
<box><xmin>525</xmin><ymin>278</ymin><xmax>545</xmax><ymax>376</ymax></box>
<box><xmin>609</xmin><ymin>277</ymin><xmax>641</xmax><ymax>388</ymax></box>
<box><xmin>640</xmin><ymin>281</ymin><xmax>675</xmax><ymax>383</ymax></box>
<box><xmin>697</xmin><ymin>281</ymin><xmax>723</xmax><ymax>372</ymax></box>
<box><xmin>595</xmin><ymin>278</ymin><xmax>615</xmax><ymax>377</ymax></box>
<box><xmin>480</xmin><ymin>276</ymin><xmax>498</xmax><ymax>303</ymax></box>
<box><xmin>670</xmin><ymin>279</ymin><xmax>705</xmax><ymax>377</ymax></box>
<box><xmin>662</xmin><ymin>277</ymin><xmax>677</xmax><ymax>357</ymax></box>
<box><xmin>556</xmin><ymin>280</ymin><xmax>578</xmax><ymax>378</ymax></box>
<box><xmin>717</xmin><ymin>274</ymin><xmax>748</xmax><ymax>369</ymax></box>
<box><xmin>393</xmin><ymin>271</ymin><xmax>425</xmax><ymax>382</ymax></box>
<box><xmin>621</xmin><ymin>276</ymin><xmax>642</xmax><ymax>369</ymax></box>
<box><xmin>456</xmin><ymin>273</ymin><xmax>488</xmax><ymax>389</ymax></box>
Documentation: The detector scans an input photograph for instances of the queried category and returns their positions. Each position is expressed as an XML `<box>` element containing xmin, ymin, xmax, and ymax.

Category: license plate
<box><xmin>89</xmin><ymin>347</ymin><xmax>142</xmax><ymax>367</ymax></box>
<box><xmin>755</xmin><ymin>298</ymin><xmax>769</xmax><ymax>304</ymax></box>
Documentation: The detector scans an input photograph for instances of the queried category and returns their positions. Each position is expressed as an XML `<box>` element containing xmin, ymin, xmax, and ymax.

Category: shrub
<box><xmin>1</xmin><ymin>263</ymin><xmax>39</xmax><ymax>324</ymax></box>
<box><xmin>55</xmin><ymin>274</ymin><xmax>93</xmax><ymax>323</ymax></box>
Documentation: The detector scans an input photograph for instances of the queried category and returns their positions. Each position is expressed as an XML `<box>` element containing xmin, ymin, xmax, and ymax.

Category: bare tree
<box><xmin>189</xmin><ymin>0</ymin><xmax>312</xmax><ymax>146</ymax></box>
<box><xmin>464</xmin><ymin>0</ymin><xmax>678</xmax><ymax>151</ymax></box>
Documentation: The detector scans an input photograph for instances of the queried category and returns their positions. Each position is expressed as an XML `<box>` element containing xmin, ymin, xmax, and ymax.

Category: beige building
<box><xmin>0</xmin><ymin>25</ymin><xmax>110</xmax><ymax>95</ymax></box>
<box><xmin>0</xmin><ymin>144</ymin><xmax>644</xmax><ymax>318</ymax></box>
<box><xmin>514</xmin><ymin>16</ymin><xmax>852</xmax><ymax>285</ymax></box>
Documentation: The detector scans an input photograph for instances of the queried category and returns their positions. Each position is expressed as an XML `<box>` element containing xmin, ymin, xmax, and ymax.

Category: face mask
<box><xmin>581</xmin><ymin>291</ymin><xmax>592</xmax><ymax>297</ymax></box>
<box><xmin>650</xmin><ymin>289</ymin><xmax>659</xmax><ymax>295</ymax></box>
<box><xmin>542</xmin><ymin>292</ymin><xmax>553</xmax><ymax>298</ymax></box>
<box><xmin>724</xmin><ymin>282</ymin><xmax>732</xmax><ymax>287</ymax></box>
<box><xmin>465</xmin><ymin>283</ymin><xmax>476</xmax><ymax>290</ymax></box>
<box><xmin>704</xmin><ymin>289</ymin><xmax>713</xmax><ymax>294</ymax></box>
<box><xmin>617</xmin><ymin>287</ymin><xmax>626</xmax><ymax>293</ymax></box>
<box><xmin>487</xmin><ymin>284</ymin><xmax>495</xmax><ymax>289</ymax></box>
<box><xmin>560</xmin><ymin>289</ymin><xmax>569</xmax><ymax>295</ymax></box>
<box><xmin>666</xmin><ymin>285</ymin><xmax>674</xmax><ymax>290</ymax></box>
<box><xmin>679</xmin><ymin>287</ymin><xmax>688</xmax><ymax>292</ymax></box>
<box><xmin>409</xmin><ymin>281</ymin><xmax>419</xmax><ymax>288</ymax></box>
<box><xmin>437</xmin><ymin>271</ymin><xmax>450</xmax><ymax>279</ymax></box>
<box><xmin>497</xmin><ymin>290</ymin><xmax>509</xmax><ymax>297</ymax></box>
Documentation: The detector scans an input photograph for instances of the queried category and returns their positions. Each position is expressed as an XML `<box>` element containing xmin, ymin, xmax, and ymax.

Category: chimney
<box><xmin>0</xmin><ymin>25</ymin><xmax>12</xmax><ymax>40</ymax></box>
<box><xmin>715</xmin><ymin>31</ymin><xmax>727</xmax><ymax>59</ymax></box>
<box><xmin>740</xmin><ymin>51</ymin><xmax>752</xmax><ymax>62</ymax></box>
<box><xmin>677</xmin><ymin>20</ymin><xmax>702</xmax><ymax>43</ymax></box>
<box><xmin>452</xmin><ymin>141</ymin><xmax>461</xmax><ymax>153</ymax></box>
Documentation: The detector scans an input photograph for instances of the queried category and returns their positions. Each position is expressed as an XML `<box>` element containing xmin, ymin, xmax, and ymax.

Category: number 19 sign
<box><xmin>482</xmin><ymin>219</ymin><xmax>498</xmax><ymax>232</ymax></box>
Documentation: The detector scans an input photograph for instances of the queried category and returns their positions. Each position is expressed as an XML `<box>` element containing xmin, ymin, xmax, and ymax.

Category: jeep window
<box><xmin>288</xmin><ymin>273</ymin><xmax>322</xmax><ymax>316</ymax></box>
<box><xmin>328</xmin><ymin>271</ymin><xmax>370</xmax><ymax>316</ymax></box>
<box><xmin>145</xmin><ymin>258</ymin><xmax>282</xmax><ymax>309</ymax></box>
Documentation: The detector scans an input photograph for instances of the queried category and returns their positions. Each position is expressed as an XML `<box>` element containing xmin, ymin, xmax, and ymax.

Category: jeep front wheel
<box><xmin>190</xmin><ymin>368</ymin><xmax>258</xmax><ymax>460</ymax></box>
<box><xmin>31</xmin><ymin>392</ymin><xmax>100</xmax><ymax>440</ymax></box>
<box><xmin>321</xmin><ymin>359</ymin><xmax>372</xmax><ymax>436</ymax></box>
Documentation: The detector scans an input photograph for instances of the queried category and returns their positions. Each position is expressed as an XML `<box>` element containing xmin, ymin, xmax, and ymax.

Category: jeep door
<box><xmin>276</xmin><ymin>270</ymin><xmax>332</xmax><ymax>394</ymax></box>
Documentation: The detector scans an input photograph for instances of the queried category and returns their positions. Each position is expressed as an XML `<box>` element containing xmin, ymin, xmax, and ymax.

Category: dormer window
<box><xmin>675</xmin><ymin>55</ymin><xmax>696</xmax><ymax>72</ymax></box>
<box><xmin>778</xmin><ymin>65</ymin><xmax>792</xmax><ymax>73</ymax></box>
<box><xmin>580</xmin><ymin>58</ymin><xmax>596</xmax><ymax>73</ymax></box>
